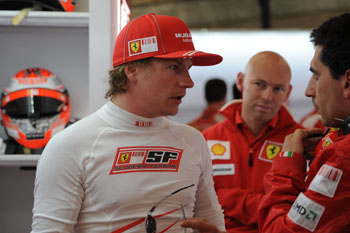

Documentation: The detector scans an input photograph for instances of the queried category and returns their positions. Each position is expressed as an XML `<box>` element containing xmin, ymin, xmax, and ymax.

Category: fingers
<box><xmin>282</xmin><ymin>128</ymin><xmax>324</xmax><ymax>154</ymax></box>
<box><xmin>304</xmin><ymin>128</ymin><xmax>324</xmax><ymax>138</ymax></box>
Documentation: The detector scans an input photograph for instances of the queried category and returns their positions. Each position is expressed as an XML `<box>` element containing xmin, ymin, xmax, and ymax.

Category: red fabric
<box><xmin>202</xmin><ymin>100</ymin><xmax>303</xmax><ymax>233</ymax></box>
<box><xmin>258</xmin><ymin>131</ymin><xmax>350</xmax><ymax>232</ymax></box>
<box><xmin>188</xmin><ymin>107</ymin><xmax>226</xmax><ymax>132</ymax></box>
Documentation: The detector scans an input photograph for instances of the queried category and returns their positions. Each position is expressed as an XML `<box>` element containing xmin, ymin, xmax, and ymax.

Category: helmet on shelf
<box><xmin>1</xmin><ymin>67</ymin><xmax>70</xmax><ymax>149</ymax></box>
<box><xmin>0</xmin><ymin>0</ymin><xmax>76</xmax><ymax>12</ymax></box>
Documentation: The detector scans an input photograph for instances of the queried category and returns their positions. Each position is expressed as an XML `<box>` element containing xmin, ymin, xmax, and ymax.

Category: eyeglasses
<box><xmin>145</xmin><ymin>184</ymin><xmax>194</xmax><ymax>233</ymax></box>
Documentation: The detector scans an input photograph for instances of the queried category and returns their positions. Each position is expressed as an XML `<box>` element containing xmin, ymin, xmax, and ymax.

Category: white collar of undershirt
<box><xmin>98</xmin><ymin>100</ymin><xmax>169</xmax><ymax>130</ymax></box>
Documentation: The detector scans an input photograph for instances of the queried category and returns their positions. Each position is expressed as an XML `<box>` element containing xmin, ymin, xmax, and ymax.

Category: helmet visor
<box><xmin>3</xmin><ymin>95</ymin><xmax>65</xmax><ymax>119</ymax></box>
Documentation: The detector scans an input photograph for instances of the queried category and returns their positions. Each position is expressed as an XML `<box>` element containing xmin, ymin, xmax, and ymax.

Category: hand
<box><xmin>180</xmin><ymin>218</ymin><xmax>226</xmax><ymax>233</ymax></box>
<box><xmin>303</xmin><ymin>128</ymin><xmax>324</xmax><ymax>157</ymax></box>
<box><xmin>282</xmin><ymin>128</ymin><xmax>323</xmax><ymax>154</ymax></box>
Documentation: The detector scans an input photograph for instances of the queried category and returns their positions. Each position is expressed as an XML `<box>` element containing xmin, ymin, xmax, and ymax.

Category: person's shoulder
<box><xmin>171</xmin><ymin>119</ymin><xmax>203</xmax><ymax>134</ymax></box>
<box><xmin>48</xmin><ymin>111</ymin><xmax>101</xmax><ymax>147</ymax></box>
<box><xmin>168</xmin><ymin>119</ymin><xmax>207</xmax><ymax>143</ymax></box>
<box><xmin>202</xmin><ymin>116</ymin><xmax>232</xmax><ymax>135</ymax></box>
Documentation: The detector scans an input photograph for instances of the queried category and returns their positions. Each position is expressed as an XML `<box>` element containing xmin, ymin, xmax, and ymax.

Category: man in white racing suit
<box><xmin>31</xmin><ymin>13</ymin><xmax>225</xmax><ymax>233</ymax></box>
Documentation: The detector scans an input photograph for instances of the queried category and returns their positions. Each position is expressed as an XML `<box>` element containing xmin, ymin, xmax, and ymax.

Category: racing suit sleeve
<box><xmin>258</xmin><ymin>149</ymin><xmax>350</xmax><ymax>232</ymax></box>
<box><xmin>193</xmin><ymin>141</ymin><xmax>226</xmax><ymax>231</ymax></box>
<box><xmin>216</xmin><ymin>187</ymin><xmax>264</xmax><ymax>226</ymax></box>
<box><xmin>31</xmin><ymin>133</ymin><xmax>83</xmax><ymax>233</ymax></box>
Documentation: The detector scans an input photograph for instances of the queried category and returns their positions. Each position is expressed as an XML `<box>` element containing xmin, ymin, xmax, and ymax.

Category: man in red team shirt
<box><xmin>258</xmin><ymin>13</ymin><xmax>350</xmax><ymax>232</ymax></box>
<box><xmin>200</xmin><ymin>51</ymin><xmax>303</xmax><ymax>232</ymax></box>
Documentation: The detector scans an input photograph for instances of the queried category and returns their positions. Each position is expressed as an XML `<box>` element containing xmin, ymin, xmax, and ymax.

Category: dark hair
<box><xmin>205</xmin><ymin>78</ymin><xmax>227</xmax><ymax>103</ymax></box>
<box><xmin>232</xmin><ymin>82</ymin><xmax>241</xmax><ymax>99</ymax></box>
<box><xmin>310</xmin><ymin>13</ymin><xmax>350</xmax><ymax>79</ymax></box>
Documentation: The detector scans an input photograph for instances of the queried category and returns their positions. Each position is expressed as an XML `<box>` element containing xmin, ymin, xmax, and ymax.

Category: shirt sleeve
<box><xmin>216</xmin><ymin>187</ymin><xmax>264</xmax><ymax>226</ymax></box>
<box><xmin>258</xmin><ymin>148</ymin><xmax>350</xmax><ymax>232</ymax></box>
<box><xmin>193</xmin><ymin>139</ymin><xmax>226</xmax><ymax>231</ymax></box>
<box><xmin>31</xmin><ymin>133</ymin><xmax>84</xmax><ymax>233</ymax></box>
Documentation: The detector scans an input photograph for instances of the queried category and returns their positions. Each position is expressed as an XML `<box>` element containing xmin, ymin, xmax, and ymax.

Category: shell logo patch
<box><xmin>207</xmin><ymin>140</ymin><xmax>230</xmax><ymax>160</ymax></box>
<box><xmin>259</xmin><ymin>140</ymin><xmax>283</xmax><ymax>163</ymax></box>
<box><xmin>211</xmin><ymin>144</ymin><xmax>226</xmax><ymax>156</ymax></box>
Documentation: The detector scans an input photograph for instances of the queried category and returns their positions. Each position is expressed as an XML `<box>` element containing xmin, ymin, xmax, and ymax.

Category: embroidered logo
<box><xmin>207</xmin><ymin>140</ymin><xmax>230</xmax><ymax>160</ymax></box>
<box><xmin>308</xmin><ymin>164</ymin><xmax>342</xmax><ymax>198</ymax></box>
<box><xmin>212</xmin><ymin>164</ymin><xmax>234</xmax><ymax>176</ymax></box>
<box><xmin>212</xmin><ymin>144</ymin><xmax>226</xmax><ymax>155</ymax></box>
<box><xmin>135</xmin><ymin>121</ymin><xmax>153</xmax><ymax>127</ymax></box>
<box><xmin>110</xmin><ymin>146</ymin><xmax>183</xmax><ymax>174</ymax></box>
<box><xmin>287</xmin><ymin>193</ymin><xmax>325</xmax><ymax>232</ymax></box>
<box><xmin>130</xmin><ymin>41</ymin><xmax>140</xmax><ymax>53</ymax></box>
<box><xmin>280</xmin><ymin>151</ymin><xmax>293</xmax><ymax>158</ymax></box>
<box><xmin>322</xmin><ymin>136</ymin><xmax>333</xmax><ymax>148</ymax></box>
<box><xmin>128</xmin><ymin>36</ymin><xmax>158</xmax><ymax>56</ymax></box>
<box><xmin>258</xmin><ymin>140</ymin><xmax>283</xmax><ymax>162</ymax></box>
<box><xmin>120</xmin><ymin>153</ymin><xmax>130</xmax><ymax>163</ymax></box>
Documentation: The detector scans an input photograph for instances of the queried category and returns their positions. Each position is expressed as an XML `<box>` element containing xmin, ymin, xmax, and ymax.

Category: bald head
<box><xmin>237</xmin><ymin>51</ymin><xmax>293</xmax><ymax>136</ymax></box>
<box><xmin>245</xmin><ymin>51</ymin><xmax>292</xmax><ymax>84</ymax></box>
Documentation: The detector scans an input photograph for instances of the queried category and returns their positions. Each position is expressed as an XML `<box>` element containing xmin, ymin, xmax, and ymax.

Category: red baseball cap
<box><xmin>113</xmin><ymin>13</ymin><xmax>223</xmax><ymax>67</ymax></box>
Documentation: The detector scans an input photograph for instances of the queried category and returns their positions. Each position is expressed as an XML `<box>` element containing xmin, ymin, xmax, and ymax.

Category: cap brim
<box><xmin>153</xmin><ymin>50</ymin><xmax>223</xmax><ymax>66</ymax></box>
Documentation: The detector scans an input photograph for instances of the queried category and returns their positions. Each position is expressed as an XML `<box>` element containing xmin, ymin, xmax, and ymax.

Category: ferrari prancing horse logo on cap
<box><xmin>128</xmin><ymin>36</ymin><xmax>158</xmax><ymax>56</ymax></box>
<box><xmin>130</xmin><ymin>41</ymin><xmax>140</xmax><ymax>53</ymax></box>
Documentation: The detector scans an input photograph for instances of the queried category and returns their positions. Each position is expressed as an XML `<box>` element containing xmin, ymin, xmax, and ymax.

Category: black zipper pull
<box><xmin>249</xmin><ymin>149</ymin><xmax>253</xmax><ymax>167</ymax></box>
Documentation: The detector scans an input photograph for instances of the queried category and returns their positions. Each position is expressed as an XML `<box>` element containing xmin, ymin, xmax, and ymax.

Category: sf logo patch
<box><xmin>259</xmin><ymin>140</ymin><xmax>283</xmax><ymax>163</ymax></box>
<box><xmin>130</xmin><ymin>41</ymin><xmax>140</xmax><ymax>53</ymax></box>
<box><xmin>110</xmin><ymin>146</ymin><xmax>183</xmax><ymax>175</ymax></box>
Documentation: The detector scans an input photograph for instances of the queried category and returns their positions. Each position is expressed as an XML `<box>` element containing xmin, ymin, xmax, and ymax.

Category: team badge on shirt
<box><xmin>212</xmin><ymin>164</ymin><xmax>235</xmax><ymax>176</ymax></box>
<box><xmin>308</xmin><ymin>164</ymin><xmax>342</xmax><ymax>198</ymax></box>
<box><xmin>287</xmin><ymin>193</ymin><xmax>325</xmax><ymax>232</ymax></box>
<box><xmin>110</xmin><ymin>146</ymin><xmax>183</xmax><ymax>174</ymax></box>
<box><xmin>207</xmin><ymin>140</ymin><xmax>230</xmax><ymax>160</ymax></box>
<box><xmin>258</xmin><ymin>140</ymin><xmax>282</xmax><ymax>162</ymax></box>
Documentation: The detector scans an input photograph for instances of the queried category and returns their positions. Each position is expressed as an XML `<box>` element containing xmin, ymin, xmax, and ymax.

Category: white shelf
<box><xmin>0</xmin><ymin>154</ymin><xmax>40</xmax><ymax>166</ymax></box>
<box><xmin>0</xmin><ymin>10</ymin><xmax>89</xmax><ymax>27</ymax></box>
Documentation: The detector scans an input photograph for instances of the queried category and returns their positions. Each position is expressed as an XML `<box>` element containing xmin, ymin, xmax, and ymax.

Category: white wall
<box><xmin>169</xmin><ymin>30</ymin><xmax>315</xmax><ymax>124</ymax></box>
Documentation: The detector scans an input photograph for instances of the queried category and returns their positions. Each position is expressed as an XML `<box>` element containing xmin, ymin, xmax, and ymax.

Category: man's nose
<box><xmin>180</xmin><ymin>71</ymin><xmax>194</xmax><ymax>88</ymax></box>
<box><xmin>305</xmin><ymin>76</ymin><xmax>316</xmax><ymax>97</ymax></box>
<box><xmin>261</xmin><ymin>86</ymin><xmax>273</xmax><ymax>101</ymax></box>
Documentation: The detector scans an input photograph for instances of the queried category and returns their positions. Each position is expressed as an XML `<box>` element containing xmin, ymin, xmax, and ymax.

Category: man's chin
<box><xmin>254</xmin><ymin>113</ymin><xmax>274</xmax><ymax>123</ymax></box>
<box><xmin>165</xmin><ymin>109</ymin><xmax>179</xmax><ymax>117</ymax></box>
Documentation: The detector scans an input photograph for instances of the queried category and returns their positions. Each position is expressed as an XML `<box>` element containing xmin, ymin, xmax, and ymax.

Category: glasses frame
<box><xmin>145</xmin><ymin>184</ymin><xmax>194</xmax><ymax>233</ymax></box>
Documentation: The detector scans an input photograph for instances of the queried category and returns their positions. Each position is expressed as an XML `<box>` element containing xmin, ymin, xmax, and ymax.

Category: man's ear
<box><xmin>236</xmin><ymin>72</ymin><xmax>244</xmax><ymax>92</ymax></box>
<box><xmin>124</xmin><ymin>63</ymin><xmax>138</xmax><ymax>83</ymax></box>
<box><xmin>285</xmin><ymin>84</ymin><xmax>293</xmax><ymax>101</ymax></box>
<box><xmin>343</xmin><ymin>69</ymin><xmax>350</xmax><ymax>99</ymax></box>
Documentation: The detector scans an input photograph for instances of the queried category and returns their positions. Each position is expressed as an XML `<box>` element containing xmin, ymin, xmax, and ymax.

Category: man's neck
<box><xmin>240</xmin><ymin>112</ymin><xmax>268</xmax><ymax>137</ymax></box>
